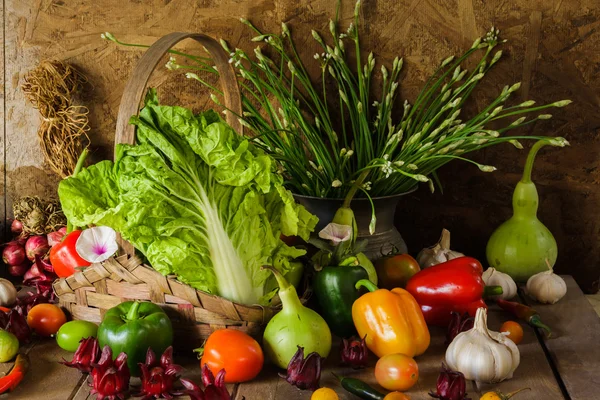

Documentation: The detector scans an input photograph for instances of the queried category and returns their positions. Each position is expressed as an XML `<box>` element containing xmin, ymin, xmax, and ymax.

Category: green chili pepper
<box><xmin>333</xmin><ymin>373</ymin><xmax>385</xmax><ymax>400</ymax></box>
<box><xmin>313</xmin><ymin>265</ymin><xmax>368</xmax><ymax>337</ymax></box>
<box><xmin>98</xmin><ymin>301</ymin><xmax>173</xmax><ymax>376</ymax></box>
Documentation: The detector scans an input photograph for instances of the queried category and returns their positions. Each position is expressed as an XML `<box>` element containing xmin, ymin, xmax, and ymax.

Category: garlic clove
<box><xmin>482</xmin><ymin>268</ymin><xmax>517</xmax><ymax>300</ymax></box>
<box><xmin>445</xmin><ymin>307</ymin><xmax>520</xmax><ymax>384</ymax></box>
<box><xmin>526</xmin><ymin>260</ymin><xmax>567</xmax><ymax>304</ymax></box>
<box><xmin>417</xmin><ymin>229</ymin><xmax>465</xmax><ymax>268</ymax></box>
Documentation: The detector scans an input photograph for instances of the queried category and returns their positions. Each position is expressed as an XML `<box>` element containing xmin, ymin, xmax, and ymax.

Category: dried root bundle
<box><xmin>21</xmin><ymin>60</ymin><xmax>90</xmax><ymax>178</ymax></box>
<box><xmin>13</xmin><ymin>196</ymin><xmax>66</xmax><ymax>236</ymax></box>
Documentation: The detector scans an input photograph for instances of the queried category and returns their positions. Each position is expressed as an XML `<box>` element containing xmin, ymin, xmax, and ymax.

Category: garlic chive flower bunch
<box><xmin>102</xmin><ymin>1</ymin><xmax>570</xmax><ymax>199</ymax></box>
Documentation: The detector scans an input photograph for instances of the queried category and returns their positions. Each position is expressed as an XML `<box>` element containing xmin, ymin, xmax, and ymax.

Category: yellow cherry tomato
<box><xmin>500</xmin><ymin>321</ymin><xmax>524</xmax><ymax>345</ymax></box>
<box><xmin>384</xmin><ymin>392</ymin><xmax>411</xmax><ymax>400</ymax></box>
<box><xmin>480</xmin><ymin>388</ymin><xmax>530</xmax><ymax>400</ymax></box>
<box><xmin>311</xmin><ymin>387</ymin><xmax>339</xmax><ymax>400</ymax></box>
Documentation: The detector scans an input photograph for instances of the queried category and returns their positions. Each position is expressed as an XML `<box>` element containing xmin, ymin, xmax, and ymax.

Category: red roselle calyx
<box><xmin>279</xmin><ymin>346</ymin><xmax>323</xmax><ymax>391</ymax></box>
<box><xmin>429</xmin><ymin>363</ymin><xmax>470</xmax><ymax>400</ymax></box>
<box><xmin>134</xmin><ymin>346</ymin><xmax>183</xmax><ymax>400</ymax></box>
<box><xmin>2</xmin><ymin>241</ymin><xmax>26</xmax><ymax>266</ymax></box>
<box><xmin>178</xmin><ymin>364</ymin><xmax>232</xmax><ymax>400</ymax></box>
<box><xmin>340</xmin><ymin>336</ymin><xmax>369</xmax><ymax>369</ymax></box>
<box><xmin>60</xmin><ymin>337</ymin><xmax>101</xmax><ymax>373</ymax></box>
<box><xmin>25</xmin><ymin>235</ymin><xmax>50</xmax><ymax>262</ymax></box>
<box><xmin>202</xmin><ymin>364</ymin><xmax>231</xmax><ymax>400</ymax></box>
<box><xmin>446</xmin><ymin>312</ymin><xmax>475</xmax><ymax>346</ymax></box>
<box><xmin>90</xmin><ymin>345</ymin><xmax>130</xmax><ymax>400</ymax></box>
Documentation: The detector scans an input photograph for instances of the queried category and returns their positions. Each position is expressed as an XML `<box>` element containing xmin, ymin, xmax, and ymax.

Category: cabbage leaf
<box><xmin>59</xmin><ymin>90</ymin><xmax>317</xmax><ymax>305</ymax></box>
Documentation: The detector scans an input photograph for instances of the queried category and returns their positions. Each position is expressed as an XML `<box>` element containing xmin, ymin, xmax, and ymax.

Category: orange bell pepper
<box><xmin>352</xmin><ymin>279</ymin><xmax>430</xmax><ymax>358</ymax></box>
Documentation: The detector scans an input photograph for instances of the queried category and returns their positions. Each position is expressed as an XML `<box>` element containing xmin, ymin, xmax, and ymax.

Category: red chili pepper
<box><xmin>0</xmin><ymin>354</ymin><xmax>29</xmax><ymax>394</ymax></box>
<box><xmin>406</xmin><ymin>257</ymin><xmax>502</xmax><ymax>326</ymax></box>
<box><xmin>49</xmin><ymin>230</ymin><xmax>91</xmax><ymax>278</ymax></box>
<box><xmin>496</xmin><ymin>298</ymin><xmax>552</xmax><ymax>337</ymax></box>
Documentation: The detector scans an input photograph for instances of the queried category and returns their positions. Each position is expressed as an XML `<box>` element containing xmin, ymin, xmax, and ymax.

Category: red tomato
<box><xmin>375</xmin><ymin>254</ymin><xmax>420</xmax><ymax>289</ymax></box>
<box><xmin>27</xmin><ymin>304</ymin><xmax>67</xmax><ymax>337</ymax></box>
<box><xmin>500</xmin><ymin>321</ymin><xmax>524</xmax><ymax>344</ymax></box>
<box><xmin>200</xmin><ymin>329</ymin><xmax>264</xmax><ymax>383</ymax></box>
<box><xmin>375</xmin><ymin>353</ymin><xmax>419</xmax><ymax>392</ymax></box>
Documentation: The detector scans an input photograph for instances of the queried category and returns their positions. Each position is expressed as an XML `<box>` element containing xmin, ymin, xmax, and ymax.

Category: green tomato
<box><xmin>0</xmin><ymin>330</ymin><xmax>19</xmax><ymax>362</ymax></box>
<box><xmin>56</xmin><ymin>320</ymin><xmax>98</xmax><ymax>352</ymax></box>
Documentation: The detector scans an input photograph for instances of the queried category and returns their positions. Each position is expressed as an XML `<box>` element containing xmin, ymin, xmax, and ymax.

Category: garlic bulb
<box><xmin>0</xmin><ymin>279</ymin><xmax>17</xmax><ymax>306</ymax></box>
<box><xmin>526</xmin><ymin>260</ymin><xmax>567</xmax><ymax>304</ymax></box>
<box><xmin>482</xmin><ymin>268</ymin><xmax>517</xmax><ymax>300</ymax></box>
<box><xmin>445</xmin><ymin>307</ymin><xmax>520</xmax><ymax>383</ymax></box>
<box><xmin>417</xmin><ymin>229</ymin><xmax>465</xmax><ymax>268</ymax></box>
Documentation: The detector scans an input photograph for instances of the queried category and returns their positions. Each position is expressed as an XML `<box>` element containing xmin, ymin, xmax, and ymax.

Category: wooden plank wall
<box><xmin>1</xmin><ymin>0</ymin><xmax>599</xmax><ymax>291</ymax></box>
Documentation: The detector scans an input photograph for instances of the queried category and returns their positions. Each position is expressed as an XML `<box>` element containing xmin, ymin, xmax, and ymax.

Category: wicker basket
<box><xmin>53</xmin><ymin>32</ymin><xmax>302</xmax><ymax>349</ymax></box>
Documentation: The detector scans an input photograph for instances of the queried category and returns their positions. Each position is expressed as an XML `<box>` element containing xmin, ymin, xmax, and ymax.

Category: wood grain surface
<box><xmin>531</xmin><ymin>276</ymin><xmax>600</xmax><ymax>400</ymax></box>
<box><xmin>0</xmin><ymin>1</ymin><xmax>599</xmax><ymax>292</ymax></box>
<box><xmin>2</xmin><ymin>276</ymin><xmax>598</xmax><ymax>399</ymax></box>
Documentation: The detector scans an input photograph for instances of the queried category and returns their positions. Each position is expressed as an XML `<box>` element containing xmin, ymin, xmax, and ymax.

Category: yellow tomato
<box><xmin>384</xmin><ymin>392</ymin><xmax>411</xmax><ymax>400</ymax></box>
<box><xmin>480</xmin><ymin>393</ymin><xmax>502</xmax><ymax>400</ymax></box>
<box><xmin>311</xmin><ymin>387</ymin><xmax>339</xmax><ymax>400</ymax></box>
<box><xmin>500</xmin><ymin>321</ymin><xmax>524</xmax><ymax>345</ymax></box>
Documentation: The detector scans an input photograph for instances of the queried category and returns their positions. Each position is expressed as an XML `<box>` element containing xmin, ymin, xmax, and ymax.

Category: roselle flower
<box><xmin>340</xmin><ymin>336</ymin><xmax>368</xmax><ymax>369</ymax></box>
<box><xmin>90</xmin><ymin>345</ymin><xmax>130</xmax><ymax>400</ymax></box>
<box><xmin>61</xmin><ymin>337</ymin><xmax>101</xmax><ymax>373</ymax></box>
<box><xmin>202</xmin><ymin>364</ymin><xmax>231</xmax><ymax>400</ymax></box>
<box><xmin>177</xmin><ymin>378</ymin><xmax>205</xmax><ymax>400</ymax></box>
<box><xmin>279</xmin><ymin>346</ymin><xmax>323</xmax><ymax>391</ymax></box>
<box><xmin>133</xmin><ymin>346</ymin><xmax>183</xmax><ymax>400</ymax></box>
<box><xmin>429</xmin><ymin>363</ymin><xmax>470</xmax><ymax>400</ymax></box>
<box><xmin>5</xmin><ymin>308</ymin><xmax>31</xmax><ymax>343</ymax></box>
<box><xmin>446</xmin><ymin>312</ymin><xmax>474</xmax><ymax>346</ymax></box>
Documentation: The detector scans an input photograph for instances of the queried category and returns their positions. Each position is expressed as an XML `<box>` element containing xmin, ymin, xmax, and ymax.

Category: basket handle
<box><xmin>114</xmin><ymin>32</ymin><xmax>243</xmax><ymax>148</ymax></box>
<box><xmin>114</xmin><ymin>32</ymin><xmax>243</xmax><ymax>256</ymax></box>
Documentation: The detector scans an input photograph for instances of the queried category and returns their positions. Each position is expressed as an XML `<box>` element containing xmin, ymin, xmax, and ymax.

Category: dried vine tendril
<box><xmin>21</xmin><ymin>60</ymin><xmax>90</xmax><ymax>178</ymax></box>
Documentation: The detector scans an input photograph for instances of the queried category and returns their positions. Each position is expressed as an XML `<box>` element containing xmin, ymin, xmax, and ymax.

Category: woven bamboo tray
<box><xmin>53</xmin><ymin>32</ymin><xmax>302</xmax><ymax>349</ymax></box>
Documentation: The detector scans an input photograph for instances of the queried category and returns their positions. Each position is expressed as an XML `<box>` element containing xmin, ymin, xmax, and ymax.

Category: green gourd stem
<box><xmin>343</xmin><ymin>170</ymin><xmax>370</xmax><ymax>208</ymax></box>
<box><xmin>126</xmin><ymin>301</ymin><xmax>141</xmax><ymax>321</ymax></box>
<box><xmin>521</xmin><ymin>139</ymin><xmax>550</xmax><ymax>183</ymax></box>
<box><xmin>355</xmin><ymin>279</ymin><xmax>378</xmax><ymax>292</ymax></box>
<box><xmin>483</xmin><ymin>285</ymin><xmax>504</xmax><ymax>297</ymax></box>
<box><xmin>66</xmin><ymin>148</ymin><xmax>89</xmax><ymax>233</ymax></box>
<box><xmin>529</xmin><ymin>315</ymin><xmax>552</xmax><ymax>338</ymax></box>
<box><xmin>262</xmin><ymin>266</ymin><xmax>303</xmax><ymax>310</ymax></box>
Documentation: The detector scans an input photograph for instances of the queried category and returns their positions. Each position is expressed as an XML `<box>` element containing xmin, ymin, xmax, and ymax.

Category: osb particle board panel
<box><xmin>2</xmin><ymin>0</ymin><xmax>599</xmax><ymax>291</ymax></box>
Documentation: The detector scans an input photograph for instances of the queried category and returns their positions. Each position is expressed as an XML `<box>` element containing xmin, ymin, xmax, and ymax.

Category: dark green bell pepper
<box><xmin>98</xmin><ymin>301</ymin><xmax>173</xmax><ymax>376</ymax></box>
<box><xmin>312</xmin><ymin>265</ymin><xmax>368</xmax><ymax>338</ymax></box>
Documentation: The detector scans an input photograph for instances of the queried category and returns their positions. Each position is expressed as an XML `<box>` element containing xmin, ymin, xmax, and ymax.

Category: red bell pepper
<box><xmin>405</xmin><ymin>257</ymin><xmax>501</xmax><ymax>326</ymax></box>
<box><xmin>49</xmin><ymin>230</ymin><xmax>91</xmax><ymax>278</ymax></box>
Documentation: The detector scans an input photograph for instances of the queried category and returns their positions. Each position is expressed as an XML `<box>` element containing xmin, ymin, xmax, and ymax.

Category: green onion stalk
<box><xmin>101</xmin><ymin>1</ymin><xmax>570</xmax><ymax>235</ymax></box>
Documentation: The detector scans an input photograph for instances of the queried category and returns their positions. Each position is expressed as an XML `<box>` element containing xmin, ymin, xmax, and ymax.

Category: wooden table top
<box><xmin>4</xmin><ymin>276</ymin><xmax>599</xmax><ymax>400</ymax></box>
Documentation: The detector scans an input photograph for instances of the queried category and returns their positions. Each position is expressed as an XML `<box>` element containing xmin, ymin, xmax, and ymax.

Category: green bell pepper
<box><xmin>312</xmin><ymin>265</ymin><xmax>368</xmax><ymax>338</ymax></box>
<box><xmin>98</xmin><ymin>301</ymin><xmax>173</xmax><ymax>376</ymax></box>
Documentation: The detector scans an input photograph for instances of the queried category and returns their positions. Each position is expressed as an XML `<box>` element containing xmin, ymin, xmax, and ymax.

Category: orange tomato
<box><xmin>27</xmin><ymin>304</ymin><xmax>67</xmax><ymax>337</ymax></box>
<box><xmin>500</xmin><ymin>321</ymin><xmax>524</xmax><ymax>344</ymax></box>
<box><xmin>200</xmin><ymin>329</ymin><xmax>264</xmax><ymax>383</ymax></box>
<box><xmin>384</xmin><ymin>392</ymin><xmax>411</xmax><ymax>400</ymax></box>
<box><xmin>375</xmin><ymin>254</ymin><xmax>420</xmax><ymax>289</ymax></box>
<box><xmin>375</xmin><ymin>353</ymin><xmax>419</xmax><ymax>392</ymax></box>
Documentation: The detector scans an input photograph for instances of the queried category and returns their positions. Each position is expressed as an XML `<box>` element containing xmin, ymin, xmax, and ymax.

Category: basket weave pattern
<box><xmin>54</xmin><ymin>255</ymin><xmax>275</xmax><ymax>346</ymax></box>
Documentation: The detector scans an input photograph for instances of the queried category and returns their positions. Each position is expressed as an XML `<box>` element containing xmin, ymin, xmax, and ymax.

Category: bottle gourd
<box><xmin>486</xmin><ymin>138</ymin><xmax>568</xmax><ymax>282</ymax></box>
